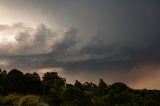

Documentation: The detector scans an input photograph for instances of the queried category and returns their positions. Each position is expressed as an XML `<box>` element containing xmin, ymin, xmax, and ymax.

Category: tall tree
<box><xmin>95</xmin><ymin>79</ymin><xmax>109</xmax><ymax>96</ymax></box>
<box><xmin>7</xmin><ymin>69</ymin><xmax>24</xmax><ymax>93</ymax></box>
<box><xmin>42</xmin><ymin>72</ymin><xmax>65</xmax><ymax>93</ymax></box>
<box><xmin>24</xmin><ymin>72</ymin><xmax>42</xmax><ymax>94</ymax></box>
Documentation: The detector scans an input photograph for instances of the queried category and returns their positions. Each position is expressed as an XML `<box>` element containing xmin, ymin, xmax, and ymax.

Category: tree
<box><xmin>24</xmin><ymin>72</ymin><xmax>42</xmax><ymax>94</ymax></box>
<box><xmin>44</xmin><ymin>89</ymin><xmax>63</xmax><ymax>106</ymax></box>
<box><xmin>66</xmin><ymin>84</ymin><xmax>73</xmax><ymax>88</ymax></box>
<box><xmin>54</xmin><ymin>78</ymin><xmax>66</xmax><ymax>89</ymax></box>
<box><xmin>42</xmin><ymin>72</ymin><xmax>59</xmax><ymax>81</ymax></box>
<box><xmin>83</xmin><ymin>82</ymin><xmax>97</xmax><ymax>89</ymax></box>
<box><xmin>95</xmin><ymin>79</ymin><xmax>109</xmax><ymax>96</ymax></box>
<box><xmin>62</xmin><ymin>88</ymin><xmax>92</xmax><ymax>106</ymax></box>
<box><xmin>74</xmin><ymin>80</ymin><xmax>83</xmax><ymax>90</ymax></box>
<box><xmin>0</xmin><ymin>69</ymin><xmax>8</xmax><ymax>95</ymax></box>
<box><xmin>0</xmin><ymin>69</ymin><xmax>160</xmax><ymax>106</ymax></box>
<box><xmin>42</xmin><ymin>72</ymin><xmax>65</xmax><ymax>93</ymax></box>
<box><xmin>0</xmin><ymin>69</ymin><xmax>7</xmax><ymax>95</ymax></box>
<box><xmin>110</xmin><ymin>82</ymin><xmax>130</xmax><ymax>93</ymax></box>
<box><xmin>7</xmin><ymin>69</ymin><xmax>24</xmax><ymax>93</ymax></box>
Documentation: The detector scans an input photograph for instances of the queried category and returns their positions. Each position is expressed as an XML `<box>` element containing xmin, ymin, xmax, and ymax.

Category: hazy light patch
<box><xmin>0</xmin><ymin>59</ymin><xmax>9</xmax><ymax>69</ymax></box>
<box><xmin>0</xmin><ymin>32</ymin><xmax>16</xmax><ymax>43</ymax></box>
<box><xmin>0</xmin><ymin>61</ymin><xmax>8</xmax><ymax>66</ymax></box>
<box><xmin>0</xmin><ymin>4</ymin><xmax>39</xmax><ymax>28</ymax></box>
<box><xmin>128</xmin><ymin>62</ymin><xmax>160</xmax><ymax>89</ymax></box>
<box><xmin>0</xmin><ymin>23</ymin><xmax>34</xmax><ymax>44</ymax></box>
<box><xmin>130</xmin><ymin>71</ymin><xmax>160</xmax><ymax>89</ymax></box>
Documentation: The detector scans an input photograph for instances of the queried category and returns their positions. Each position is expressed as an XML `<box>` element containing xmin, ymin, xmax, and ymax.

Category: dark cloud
<box><xmin>0</xmin><ymin>0</ymin><xmax>160</xmax><ymax>88</ymax></box>
<box><xmin>0</xmin><ymin>23</ymin><xmax>79</xmax><ymax>70</ymax></box>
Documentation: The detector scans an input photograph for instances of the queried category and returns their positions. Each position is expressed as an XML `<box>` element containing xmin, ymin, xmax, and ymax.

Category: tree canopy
<box><xmin>0</xmin><ymin>69</ymin><xmax>160</xmax><ymax>106</ymax></box>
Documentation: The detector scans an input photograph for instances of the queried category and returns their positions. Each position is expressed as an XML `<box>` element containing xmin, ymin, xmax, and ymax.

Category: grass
<box><xmin>0</xmin><ymin>94</ymin><xmax>49</xmax><ymax>106</ymax></box>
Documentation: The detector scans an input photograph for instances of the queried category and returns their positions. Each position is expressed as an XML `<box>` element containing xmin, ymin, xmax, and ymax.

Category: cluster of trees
<box><xmin>0</xmin><ymin>69</ymin><xmax>160</xmax><ymax>106</ymax></box>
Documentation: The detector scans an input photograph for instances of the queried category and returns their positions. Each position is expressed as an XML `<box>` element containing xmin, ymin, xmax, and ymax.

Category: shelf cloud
<box><xmin>0</xmin><ymin>0</ymin><xmax>160</xmax><ymax>89</ymax></box>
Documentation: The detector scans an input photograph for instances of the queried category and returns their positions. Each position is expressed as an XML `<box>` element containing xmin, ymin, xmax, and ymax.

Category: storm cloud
<box><xmin>0</xmin><ymin>0</ymin><xmax>160</xmax><ymax>88</ymax></box>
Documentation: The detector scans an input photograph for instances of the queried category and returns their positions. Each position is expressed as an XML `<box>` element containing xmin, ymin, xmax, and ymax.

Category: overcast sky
<box><xmin>0</xmin><ymin>0</ymin><xmax>160</xmax><ymax>89</ymax></box>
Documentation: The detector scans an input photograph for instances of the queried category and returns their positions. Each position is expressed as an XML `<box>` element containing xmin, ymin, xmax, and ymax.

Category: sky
<box><xmin>0</xmin><ymin>0</ymin><xmax>160</xmax><ymax>89</ymax></box>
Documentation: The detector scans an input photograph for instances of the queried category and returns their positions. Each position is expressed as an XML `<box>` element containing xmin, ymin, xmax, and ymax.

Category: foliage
<box><xmin>0</xmin><ymin>69</ymin><xmax>160</xmax><ymax>106</ymax></box>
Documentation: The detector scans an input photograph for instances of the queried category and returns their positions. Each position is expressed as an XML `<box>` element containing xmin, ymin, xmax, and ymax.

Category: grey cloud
<box><xmin>51</xmin><ymin>27</ymin><xmax>78</xmax><ymax>54</ymax></box>
<box><xmin>0</xmin><ymin>23</ymin><xmax>79</xmax><ymax>56</ymax></box>
<box><xmin>0</xmin><ymin>0</ymin><xmax>160</xmax><ymax>88</ymax></box>
<box><xmin>15</xmin><ymin>24</ymin><xmax>56</xmax><ymax>55</ymax></box>
<box><xmin>0</xmin><ymin>23</ymin><xmax>80</xmax><ymax>70</ymax></box>
<box><xmin>0</xmin><ymin>20</ymin><xmax>160</xmax><ymax>74</ymax></box>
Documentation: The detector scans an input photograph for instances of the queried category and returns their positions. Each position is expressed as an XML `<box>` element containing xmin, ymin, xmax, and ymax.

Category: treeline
<box><xmin>0</xmin><ymin>69</ymin><xmax>160</xmax><ymax>106</ymax></box>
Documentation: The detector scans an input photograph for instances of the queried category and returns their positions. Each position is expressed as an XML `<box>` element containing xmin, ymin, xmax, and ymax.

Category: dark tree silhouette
<box><xmin>42</xmin><ymin>72</ymin><xmax>59</xmax><ymax>81</ymax></box>
<box><xmin>7</xmin><ymin>69</ymin><xmax>24</xmax><ymax>93</ymax></box>
<box><xmin>74</xmin><ymin>80</ymin><xmax>83</xmax><ymax>90</ymax></box>
<box><xmin>0</xmin><ymin>69</ymin><xmax>7</xmax><ymax>95</ymax></box>
<box><xmin>110</xmin><ymin>82</ymin><xmax>130</xmax><ymax>93</ymax></box>
<box><xmin>0</xmin><ymin>68</ymin><xmax>160</xmax><ymax>106</ymax></box>
<box><xmin>95</xmin><ymin>79</ymin><xmax>109</xmax><ymax>96</ymax></box>
<box><xmin>23</xmin><ymin>72</ymin><xmax>42</xmax><ymax>94</ymax></box>
<box><xmin>62</xmin><ymin>88</ymin><xmax>92</xmax><ymax>106</ymax></box>
<box><xmin>42</xmin><ymin>72</ymin><xmax>65</xmax><ymax>93</ymax></box>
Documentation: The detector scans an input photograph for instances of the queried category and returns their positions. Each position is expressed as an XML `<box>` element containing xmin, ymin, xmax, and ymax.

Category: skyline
<box><xmin>0</xmin><ymin>0</ymin><xmax>160</xmax><ymax>89</ymax></box>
